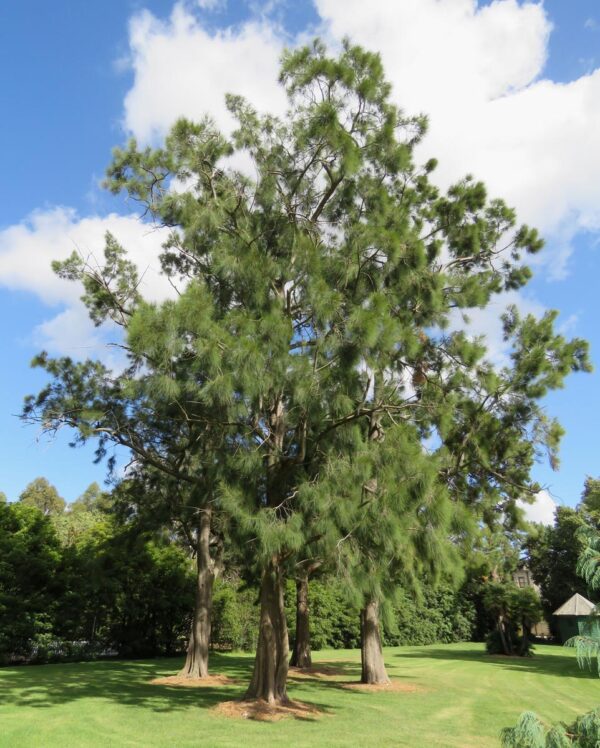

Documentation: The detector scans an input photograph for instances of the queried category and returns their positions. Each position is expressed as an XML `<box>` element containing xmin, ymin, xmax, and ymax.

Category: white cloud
<box><xmin>0</xmin><ymin>207</ymin><xmax>173</xmax><ymax>360</ymax></box>
<box><xmin>5</xmin><ymin>1</ymin><xmax>600</xmax><ymax>364</ymax></box>
<box><xmin>119</xmin><ymin>1</ymin><xmax>600</xmax><ymax>278</ymax></box>
<box><xmin>314</xmin><ymin>0</ymin><xmax>600</xmax><ymax>275</ymax></box>
<box><xmin>195</xmin><ymin>0</ymin><xmax>225</xmax><ymax>10</ymax></box>
<box><xmin>31</xmin><ymin>303</ymin><xmax>127</xmax><ymax>369</ymax></box>
<box><xmin>123</xmin><ymin>4</ymin><xmax>287</xmax><ymax>143</ymax></box>
<box><xmin>518</xmin><ymin>489</ymin><xmax>557</xmax><ymax>526</ymax></box>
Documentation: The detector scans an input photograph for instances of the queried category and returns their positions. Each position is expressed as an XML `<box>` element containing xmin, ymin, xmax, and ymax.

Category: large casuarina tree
<box><xmin>25</xmin><ymin>40</ymin><xmax>589</xmax><ymax>702</ymax></box>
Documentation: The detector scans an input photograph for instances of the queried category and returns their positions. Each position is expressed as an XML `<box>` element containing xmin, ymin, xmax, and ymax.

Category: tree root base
<box><xmin>214</xmin><ymin>698</ymin><xmax>323</xmax><ymax>721</ymax></box>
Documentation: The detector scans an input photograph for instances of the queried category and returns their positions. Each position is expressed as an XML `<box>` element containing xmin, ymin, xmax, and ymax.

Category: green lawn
<box><xmin>0</xmin><ymin>643</ymin><xmax>598</xmax><ymax>747</ymax></box>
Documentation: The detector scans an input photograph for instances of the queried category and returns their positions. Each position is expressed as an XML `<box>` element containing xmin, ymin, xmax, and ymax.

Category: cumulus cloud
<box><xmin>123</xmin><ymin>4</ymin><xmax>287</xmax><ymax>142</ymax></box>
<box><xmin>4</xmin><ymin>0</ymin><xmax>600</xmax><ymax>362</ymax></box>
<box><xmin>120</xmin><ymin>0</ymin><xmax>600</xmax><ymax>278</ymax></box>
<box><xmin>0</xmin><ymin>207</ymin><xmax>173</xmax><ymax>359</ymax></box>
<box><xmin>314</xmin><ymin>0</ymin><xmax>600</xmax><ymax>274</ymax></box>
<box><xmin>518</xmin><ymin>489</ymin><xmax>557</xmax><ymax>526</ymax></box>
<box><xmin>31</xmin><ymin>303</ymin><xmax>128</xmax><ymax>369</ymax></box>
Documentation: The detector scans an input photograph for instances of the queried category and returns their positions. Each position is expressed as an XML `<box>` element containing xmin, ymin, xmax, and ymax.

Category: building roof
<box><xmin>553</xmin><ymin>593</ymin><xmax>596</xmax><ymax>617</ymax></box>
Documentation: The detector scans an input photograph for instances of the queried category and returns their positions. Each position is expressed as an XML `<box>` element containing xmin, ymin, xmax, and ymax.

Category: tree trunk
<box><xmin>497</xmin><ymin>615</ymin><xmax>511</xmax><ymax>656</ymax></box>
<box><xmin>519</xmin><ymin>619</ymin><xmax>531</xmax><ymax>656</ymax></box>
<box><xmin>360</xmin><ymin>599</ymin><xmax>390</xmax><ymax>684</ymax></box>
<box><xmin>179</xmin><ymin>508</ymin><xmax>214</xmax><ymax>678</ymax></box>
<box><xmin>245</xmin><ymin>560</ymin><xmax>289</xmax><ymax>703</ymax></box>
<box><xmin>290</xmin><ymin>572</ymin><xmax>311</xmax><ymax>668</ymax></box>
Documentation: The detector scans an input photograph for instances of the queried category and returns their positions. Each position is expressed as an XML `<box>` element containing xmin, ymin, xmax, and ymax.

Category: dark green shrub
<box><xmin>211</xmin><ymin>580</ymin><xmax>258</xmax><ymax>651</ymax></box>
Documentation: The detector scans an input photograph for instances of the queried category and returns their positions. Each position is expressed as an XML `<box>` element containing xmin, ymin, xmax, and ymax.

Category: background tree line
<box><xmin>5</xmin><ymin>470</ymin><xmax>598</xmax><ymax>667</ymax></box>
<box><xmin>0</xmin><ymin>477</ymin><xmax>478</xmax><ymax>665</ymax></box>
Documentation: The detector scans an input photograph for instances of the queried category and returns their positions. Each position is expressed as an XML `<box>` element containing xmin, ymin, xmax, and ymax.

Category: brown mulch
<box><xmin>339</xmin><ymin>679</ymin><xmax>423</xmax><ymax>693</ymax></box>
<box><xmin>150</xmin><ymin>674</ymin><xmax>237</xmax><ymax>688</ymax></box>
<box><xmin>213</xmin><ymin>698</ymin><xmax>323</xmax><ymax>722</ymax></box>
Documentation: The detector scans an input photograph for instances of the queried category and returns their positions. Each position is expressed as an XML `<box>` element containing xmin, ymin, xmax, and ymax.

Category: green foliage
<box><xmin>565</xmin><ymin>633</ymin><xmax>600</xmax><ymax>676</ymax></box>
<box><xmin>501</xmin><ymin>712</ymin><xmax>548</xmax><ymax>748</ymax></box>
<box><xmin>526</xmin><ymin>507</ymin><xmax>591</xmax><ymax>623</ymax></box>
<box><xmin>18</xmin><ymin>477</ymin><xmax>65</xmax><ymax>516</ymax></box>
<box><xmin>284</xmin><ymin>577</ymin><xmax>475</xmax><ymax>650</ymax></box>
<box><xmin>0</xmin><ymin>502</ymin><xmax>62</xmax><ymax>663</ymax></box>
<box><xmin>580</xmin><ymin>477</ymin><xmax>600</xmax><ymax>521</ymax></box>
<box><xmin>211</xmin><ymin>580</ymin><xmax>259</xmax><ymax>651</ymax></box>
<box><xmin>0</xmin><ymin>498</ymin><xmax>194</xmax><ymax>663</ymax></box>
<box><xmin>563</xmin><ymin>522</ymin><xmax>600</xmax><ymax>676</ymax></box>
<box><xmin>21</xmin><ymin>39</ymin><xmax>590</xmax><ymax>679</ymax></box>
<box><xmin>285</xmin><ymin>578</ymin><xmax>361</xmax><ymax>650</ymax></box>
<box><xmin>56</xmin><ymin>521</ymin><xmax>195</xmax><ymax>658</ymax></box>
<box><xmin>483</xmin><ymin>581</ymin><xmax>542</xmax><ymax>656</ymax></box>
<box><xmin>502</xmin><ymin>708</ymin><xmax>600</xmax><ymax>747</ymax></box>
<box><xmin>72</xmin><ymin>482</ymin><xmax>112</xmax><ymax>514</ymax></box>
<box><xmin>385</xmin><ymin>584</ymin><xmax>476</xmax><ymax>646</ymax></box>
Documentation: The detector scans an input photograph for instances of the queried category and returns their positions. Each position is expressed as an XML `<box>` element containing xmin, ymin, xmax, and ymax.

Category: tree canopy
<box><xmin>22</xmin><ymin>40</ymin><xmax>589</xmax><ymax>701</ymax></box>
<box><xmin>18</xmin><ymin>477</ymin><xmax>65</xmax><ymax>516</ymax></box>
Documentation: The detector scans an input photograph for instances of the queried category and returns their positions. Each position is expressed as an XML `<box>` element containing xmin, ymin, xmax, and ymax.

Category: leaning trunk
<box><xmin>290</xmin><ymin>572</ymin><xmax>311</xmax><ymax>668</ymax></box>
<box><xmin>360</xmin><ymin>598</ymin><xmax>390</xmax><ymax>684</ymax></box>
<box><xmin>179</xmin><ymin>508</ymin><xmax>214</xmax><ymax>678</ymax></box>
<box><xmin>246</xmin><ymin>560</ymin><xmax>289</xmax><ymax>703</ymax></box>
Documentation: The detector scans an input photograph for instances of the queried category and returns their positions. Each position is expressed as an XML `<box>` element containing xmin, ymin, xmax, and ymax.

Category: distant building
<box><xmin>553</xmin><ymin>593</ymin><xmax>599</xmax><ymax>643</ymax></box>
<box><xmin>513</xmin><ymin>563</ymin><xmax>550</xmax><ymax>637</ymax></box>
<box><xmin>513</xmin><ymin>564</ymin><xmax>539</xmax><ymax>592</ymax></box>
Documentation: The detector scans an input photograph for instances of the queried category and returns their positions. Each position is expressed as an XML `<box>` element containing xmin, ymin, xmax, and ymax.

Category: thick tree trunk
<box><xmin>179</xmin><ymin>508</ymin><xmax>214</xmax><ymax>678</ymax></box>
<box><xmin>290</xmin><ymin>572</ymin><xmax>311</xmax><ymax>668</ymax></box>
<box><xmin>245</xmin><ymin>560</ymin><xmax>289</xmax><ymax>703</ymax></box>
<box><xmin>360</xmin><ymin>599</ymin><xmax>390</xmax><ymax>684</ymax></box>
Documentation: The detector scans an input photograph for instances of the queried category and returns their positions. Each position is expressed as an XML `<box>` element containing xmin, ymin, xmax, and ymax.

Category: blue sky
<box><xmin>1</xmin><ymin>0</ymin><xmax>599</xmax><ymax>517</ymax></box>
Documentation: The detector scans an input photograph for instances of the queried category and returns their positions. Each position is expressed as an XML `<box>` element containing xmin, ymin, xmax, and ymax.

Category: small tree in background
<box><xmin>526</xmin><ymin>507</ymin><xmax>590</xmax><ymax>624</ymax></box>
<box><xmin>484</xmin><ymin>582</ymin><xmax>542</xmax><ymax>656</ymax></box>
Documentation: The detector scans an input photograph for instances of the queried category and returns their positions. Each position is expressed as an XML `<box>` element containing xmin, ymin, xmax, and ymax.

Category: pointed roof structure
<box><xmin>553</xmin><ymin>593</ymin><xmax>595</xmax><ymax>617</ymax></box>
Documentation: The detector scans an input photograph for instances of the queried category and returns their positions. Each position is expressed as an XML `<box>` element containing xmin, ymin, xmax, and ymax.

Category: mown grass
<box><xmin>0</xmin><ymin>643</ymin><xmax>598</xmax><ymax>747</ymax></box>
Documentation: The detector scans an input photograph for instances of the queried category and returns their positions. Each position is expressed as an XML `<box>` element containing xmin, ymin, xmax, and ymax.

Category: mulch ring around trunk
<box><xmin>150</xmin><ymin>674</ymin><xmax>238</xmax><ymax>688</ymax></box>
<box><xmin>339</xmin><ymin>679</ymin><xmax>424</xmax><ymax>693</ymax></box>
<box><xmin>213</xmin><ymin>698</ymin><xmax>324</xmax><ymax>721</ymax></box>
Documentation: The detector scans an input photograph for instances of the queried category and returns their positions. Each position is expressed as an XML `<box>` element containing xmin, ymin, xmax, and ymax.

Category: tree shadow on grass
<box><xmin>0</xmin><ymin>653</ymin><xmax>336</xmax><ymax>718</ymax></box>
<box><xmin>393</xmin><ymin>646</ymin><xmax>595</xmax><ymax>680</ymax></box>
<box><xmin>288</xmin><ymin>660</ymin><xmax>360</xmax><ymax>681</ymax></box>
